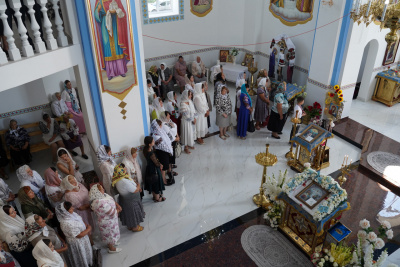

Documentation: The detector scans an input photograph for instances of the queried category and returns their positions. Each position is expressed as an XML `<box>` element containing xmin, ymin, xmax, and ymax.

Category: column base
<box><xmin>8</xmin><ymin>48</ymin><xmax>21</xmax><ymax>61</ymax></box>
<box><xmin>57</xmin><ymin>35</ymin><xmax>68</xmax><ymax>47</ymax></box>
<box><xmin>45</xmin><ymin>39</ymin><xmax>58</xmax><ymax>50</ymax></box>
<box><xmin>22</xmin><ymin>45</ymin><xmax>34</xmax><ymax>57</ymax></box>
<box><xmin>34</xmin><ymin>42</ymin><xmax>47</xmax><ymax>53</ymax></box>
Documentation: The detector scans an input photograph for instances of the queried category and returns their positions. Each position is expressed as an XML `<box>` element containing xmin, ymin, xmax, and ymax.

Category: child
<box><xmin>290</xmin><ymin>96</ymin><xmax>305</xmax><ymax>143</ymax></box>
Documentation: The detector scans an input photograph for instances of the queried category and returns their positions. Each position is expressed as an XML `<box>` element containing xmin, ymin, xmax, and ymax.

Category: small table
<box><xmin>210</xmin><ymin>63</ymin><xmax>249</xmax><ymax>83</ymax></box>
<box><xmin>373</xmin><ymin>70</ymin><xmax>400</xmax><ymax>106</ymax></box>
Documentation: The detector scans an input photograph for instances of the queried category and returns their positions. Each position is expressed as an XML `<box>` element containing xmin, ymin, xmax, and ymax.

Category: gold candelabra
<box><xmin>248</xmin><ymin>65</ymin><xmax>258</xmax><ymax>96</ymax></box>
<box><xmin>254</xmin><ymin>144</ymin><xmax>278</xmax><ymax>209</ymax></box>
<box><xmin>286</xmin><ymin>110</ymin><xmax>301</xmax><ymax>162</ymax></box>
<box><xmin>351</xmin><ymin>0</ymin><xmax>400</xmax><ymax>46</ymax></box>
<box><xmin>337</xmin><ymin>155</ymin><xmax>352</xmax><ymax>186</ymax></box>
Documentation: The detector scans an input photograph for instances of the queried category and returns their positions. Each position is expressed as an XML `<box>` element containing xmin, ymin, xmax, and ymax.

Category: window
<box><xmin>143</xmin><ymin>0</ymin><xmax>184</xmax><ymax>24</ymax></box>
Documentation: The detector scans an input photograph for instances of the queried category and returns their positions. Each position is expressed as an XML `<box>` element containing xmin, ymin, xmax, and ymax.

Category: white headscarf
<box><xmin>152</xmin><ymin>97</ymin><xmax>165</xmax><ymax>112</ymax></box>
<box><xmin>55</xmin><ymin>202</ymin><xmax>84</xmax><ymax>224</ymax></box>
<box><xmin>193</xmin><ymin>83</ymin><xmax>208</xmax><ymax>113</ymax></box>
<box><xmin>150</xmin><ymin>120</ymin><xmax>173</xmax><ymax>155</ymax></box>
<box><xmin>167</xmin><ymin>91</ymin><xmax>176</xmax><ymax>105</ymax></box>
<box><xmin>16</xmin><ymin>165</ymin><xmax>33</xmax><ymax>183</ymax></box>
<box><xmin>60</xmin><ymin>175</ymin><xmax>79</xmax><ymax>191</ymax></box>
<box><xmin>32</xmin><ymin>240</ymin><xmax>64</xmax><ymax>267</ymax></box>
<box><xmin>96</xmin><ymin>145</ymin><xmax>116</xmax><ymax>167</ymax></box>
<box><xmin>258</xmin><ymin>77</ymin><xmax>268</xmax><ymax>88</ymax></box>
<box><xmin>236</xmin><ymin>72</ymin><xmax>246</xmax><ymax>88</ymax></box>
<box><xmin>193</xmin><ymin>58</ymin><xmax>203</xmax><ymax>73</ymax></box>
<box><xmin>89</xmin><ymin>184</ymin><xmax>113</xmax><ymax>211</ymax></box>
<box><xmin>25</xmin><ymin>214</ymin><xmax>49</xmax><ymax>242</ymax></box>
<box><xmin>57</xmin><ymin>148</ymin><xmax>77</xmax><ymax>171</ymax></box>
<box><xmin>0</xmin><ymin>207</ymin><xmax>25</xmax><ymax>240</ymax></box>
<box><xmin>160</xmin><ymin>62</ymin><xmax>167</xmax><ymax>81</ymax></box>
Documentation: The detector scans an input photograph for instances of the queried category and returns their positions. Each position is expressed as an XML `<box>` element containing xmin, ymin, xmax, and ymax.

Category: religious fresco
<box><xmin>269</xmin><ymin>0</ymin><xmax>314</xmax><ymax>26</ymax></box>
<box><xmin>86</xmin><ymin>0</ymin><xmax>138</xmax><ymax>101</ymax></box>
<box><xmin>190</xmin><ymin>0</ymin><xmax>212</xmax><ymax>17</ymax></box>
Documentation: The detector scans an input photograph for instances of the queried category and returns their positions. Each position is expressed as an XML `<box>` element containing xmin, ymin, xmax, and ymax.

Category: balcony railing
<box><xmin>0</xmin><ymin>0</ymin><xmax>70</xmax><ymax>65</ymax></box>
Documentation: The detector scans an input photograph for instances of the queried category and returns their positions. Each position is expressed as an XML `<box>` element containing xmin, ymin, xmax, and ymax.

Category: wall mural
<box><xmin>269</xmin><ymin>0</ymin><xmax>314</xmax><ymax>26</ymax></box>
<box><xmin>85</xmin><ymin>0</ymin><xmax>138</xmax><ymax>102</ymax></box>
<box><xmin>190</xmin><ymin>0</ymin><xmax>212</xmax><ymax>17</ymax></box>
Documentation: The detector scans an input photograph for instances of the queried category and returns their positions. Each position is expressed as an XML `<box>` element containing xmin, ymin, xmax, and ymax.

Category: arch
<box><xmin>356</xmin><ymin>39</ymin><xmax>379</xmax><ymax>101</ymax></box>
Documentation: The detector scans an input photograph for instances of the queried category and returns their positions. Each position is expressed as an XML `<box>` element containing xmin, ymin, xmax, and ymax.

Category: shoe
<box><xmin>172</xmin><ymin>164</ymin><xmax>178</xmax><ymax>169</ymax></box>
<box><xmin>278</xmin><ymin>132</ymin><xmax>283</xmax><ymax>135</ymax></box>
<box><xmin>70</xmin><ymin>151</ymin><xmax>78</xmax><ymax>156</ymax></box>
<box><xmin>82</xmin><ymin>154</ymin><xmax>89</xmax><ymax>159</ymax></box>
<box><xmin>224</xmin><ymin>133</ymin><xmax>230</xmax><ymax>138</ymax></box>
<box><xmin>219</xmin><ymin>135</ymin><xmax>226</xmax><ymax>140</ymax></box>
<box><xmin>108</xmin><ymin>248</ymin><xmax>122</xmax><ymax>254</ymax></box>
<box><xmin>272</xmin><ymin>135</ymin><xmax>280</xmax><ymax>139</ymax></box>
<box><xmin>172</xmin><ymin>171</ymin><xmax>178</xmax><ymax>176</ymax></box>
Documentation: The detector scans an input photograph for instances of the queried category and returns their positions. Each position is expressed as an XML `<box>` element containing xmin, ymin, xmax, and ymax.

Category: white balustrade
<box><xmin>51</xmin><ymin>0</ymin><xmax>68</xmax><ymax>47</ymax></box>
<box><xmin>35</xmin><ymin>0</ymin><xmax>58</xmax><ymax>50</ymax></box>
<box><xmin>23</xmin><ymin>0</ymin><xmax>46</xmax><ymax>53</ymax></box>
<box><xmin>0</xmin><ymin>0</ymin><xmax>21</xmax><ymax>61</ymax></box>
<box><xmin>10</xmin><ymin>0</ymin><xmax>34</xmax><ymax>57</ymax></box>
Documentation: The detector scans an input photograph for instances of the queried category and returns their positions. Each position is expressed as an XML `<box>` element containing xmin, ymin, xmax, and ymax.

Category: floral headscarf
<box><xmin>277</xmin><ymin>82</ymin><xmax>287</xmax><ymax>94</ymax></box>
<box><xmin>149</xmin><ymin>65</ymin><xmax>158</xmax><ymax>77</ymax></box>
<box><xmin>96</xmin><ymin>145</ymin><xmax>116</xmax><ymax>167</ymax></box>
<box><xmin>25</xmin><ymin>214</ymin><xmax>49</xmax><ymax>242</ymax></box>
<box><xmin>241</xmin><ymin>83</ymin><xmax>252</xmax><ymax>107</ymax></box>
<box><xmin>112</xmin><ymin>164</ymin><xmax>133</xmax><ymax>187</ymax></box>
<box><xmin>64</xmin><ymin>82</ymin><xmax>80</xmax><ymax>113</ymax></box>
<box><xmin>89</xmin><ymin>184</ymin><xmax>114</xmax><ymax>211</ymax></box>
<box><xmin>55</xmin><ymin>202</ymin><xmax>83</xmax><ymax>223</ymax></box>
<box><xmin>150</xmin><ymin>119</ymin><xmax>173</xmax><ymax>155</ymax></box>
<box><xmin>44</xmin><ymin>168</ymin><xmax>62</xmax><ymax>187</ymax></box>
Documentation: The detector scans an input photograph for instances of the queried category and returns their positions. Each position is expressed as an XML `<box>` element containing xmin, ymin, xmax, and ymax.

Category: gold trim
<box><xmin>269</xmin><ymin>4</ymin><xmax>313</xmax><ymax>27</ymax></box>
<box><xmin>190</xmin><ymin>0</ymin><xmax>213</xmax><ymax>17</ymax></box>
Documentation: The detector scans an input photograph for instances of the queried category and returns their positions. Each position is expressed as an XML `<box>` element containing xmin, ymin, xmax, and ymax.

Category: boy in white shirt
<box><xmin>290</xmin><ymin>96</ymin><xmax>305</xmax><ymax>143</ymax></box>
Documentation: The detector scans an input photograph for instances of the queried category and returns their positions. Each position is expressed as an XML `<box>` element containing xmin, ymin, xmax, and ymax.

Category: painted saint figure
<box><xmin>94</xmin><ymin>0</ymin><xmax>130</xmax><ymax>80</ymax></box>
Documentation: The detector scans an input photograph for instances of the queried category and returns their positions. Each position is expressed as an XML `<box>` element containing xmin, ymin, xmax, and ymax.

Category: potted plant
<box><xmin>304</xmin><ymin>101</ymin><xmax>322</xmax><ymax>125</ymax></box>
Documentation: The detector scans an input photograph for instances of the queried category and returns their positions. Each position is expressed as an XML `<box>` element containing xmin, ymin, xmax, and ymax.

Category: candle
<box><xmin>382</xmin><ymin>0</ymin><xmax>389</xmax><ymax>21</ymax></box>
<box><xmin>345</xmin><ymin>155</ymin><xmax>349</xmax><ymax>165</ymax></box>
<box><xmin>342</xmin><ymin>155</ymin><xmax>346</xmax><ymax>166</ymax></box>
<box><xmin>366</xmin><ymin>0</ymin><xmax>372</xmax><ymax>16</ymax></box>
<box><xmin>355</xmin><ymin>0</ymin><xmax>361</xmax><ymax>15</ymax></box>
<box><xmin>352</xmin><ymin>0</ymin><xmax>357</xmax><ymax>12</ymax></box>
<box><xmin>217</xmin><ymin>60</ymin><xmax>220</xmax><ymax>66</ymax></box>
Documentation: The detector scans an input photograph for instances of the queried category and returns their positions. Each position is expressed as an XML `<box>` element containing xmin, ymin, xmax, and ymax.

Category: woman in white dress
<box><xmin>185</xmin><ymin>73</ymin><xmax>195</xmax><ymax>92</ymax></box>
<box><xmin>44</xmin><ymin>167</ymin><xmax>64</xmax><ymax>208</ymax></box>
<box><xmin>193</xmin><ymin>83</ymin><xmax>209</xmax><ymax>145</ymax></box>
<box><xmin>122</xmin><ymin>147</ymin><xmax>144</xmax><ymax>198</ymax></box>
<box><xmin>39</xmin><ymin>113</ymin><xmax>65</xmax><ymax>164</ymax></box>
<box><xmin>56</xmin><ymin>148</ymin><xmax>83</xmax><ymax>183</ymax></box>
<box><xmin>56</xmin><ymin>202</ymin><xmax>92</xmax><ymax>267</ymax></box>
<box><xmin>51</xmin><ymin>92</ymin><xmax>69</xmax><ymax>118</ymax></box>
<box><xmin>180</xmin><ymin>89</ymin><xmax>197</xmax><ymax>154</ymax></box>
<box><xmin>16</xmin><ymin>165</ymin><xmax>46</xmax><ymax>202</ymax></box>
<box><xmin>96</xmin><ymin>145</ymin><xmax>116</xmax><ymax>195</ymax></box>
<box><xmin>32</xmin><ymin>239</ymin><xmax>65</xmax><ymax>267</ymax></box>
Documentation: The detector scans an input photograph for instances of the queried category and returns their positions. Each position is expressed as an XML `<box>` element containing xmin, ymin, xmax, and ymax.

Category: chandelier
<box><xmin>350</xmin><ymin>0</ymin><xmax>400</xmax><ymax>45</ymax></box>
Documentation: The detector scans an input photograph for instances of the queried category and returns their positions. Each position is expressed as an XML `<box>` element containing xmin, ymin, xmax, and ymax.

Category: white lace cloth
<box><xmin>367</xmin><ymin>151</ymin><xmax>400</xmax><ymax>184</ymax></box>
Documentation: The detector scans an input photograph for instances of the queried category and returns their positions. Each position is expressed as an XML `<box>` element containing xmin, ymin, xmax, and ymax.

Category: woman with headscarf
<box><xmin>122</xmin><ymin>147</ymin><xmax>144</xmax><ymax>197</ymax></box>
<box><xmin>151</xmin><ymin>120</ymin><xmax>174</xmax><ymax>186</ymax></box>
<box><xmin>161</xmin><ymin>112</ymin><xmax>179</xmax><ymax>179</ymax></box>
<box><xmin>143</xmin><ymin>136</ymin><xmax>166</xmax><ymax>202</ymax></box>
<box><xmin>0</xmin><ymin>241</ymin><xmax>19</xmax><ymax>267</ymax></box>
<box><xmin>60</xmin><ymin>176</ymin><xmax>94</xmax><ymax>228</ymax></box>
<box><xmin>96</xmin><ymin>145</ymin><xmax>116</xmax><ymax>195</ymax></box>
<box><xmin>56</xmin><ymin>148</ymin><xmax>83</xmax><ymax>183</ymax></box>
<box><xmin>185</xmin><ymin>73</ymin><xmax>195</xmax><ymax>92</ymax></box>
<box><xmin>165</xmin><ymin>91</ymin><xmax>181</xmax><ymax>134</ymax></box>
<box><xmin>51</xmin><ymin>92</ymin><xmax>69</xmax><ymax>118</ymax></box>
<box><xmin>39</xmin><ymin>113</ymin><xmax>65</xmax><ymax>164</ymax></box>
<box><xmin>0</xmin><ymin>177</ymin><xmax>16</xmax><ymax>207</ymax></box>
<box><xmin>174</xmin><ymin>56</ymin><xmax>187</xmax><ymax>93</ymax></box>
<box><xmin>5</xmin><ymin>119</ymin><xmax>31</xmax><ymax>166</ymax></box>
<box><xmin>254</xmin><ymin>77</ymin><xmax>271</xmax><ymax>130</ymax></box>
<box><xmin>237</xmin><ymin>83</ymin><xmax>253</xmax><ymax>140</ymax></box>
<box><xmin>32</xmin><ymin>239</ymin><xmax>65</xmax><ymax>267</ymax></box>
<box><xmin>44</xmin><ymin>167</ymin><xmax>64</xmax><ymax>208</ymax></box>
<box><xmin>147</xmin><ymin>79</ymin><xmax>156</xmax><ymax>106</ymax></box>
<box><xmin>59</xmin><ymin>115</ymin><xmax>88</xmax><ymax>159</ymax></box>
<box><xmin>235</xmin><ymin>77</ymin><xmax>246</xmax><ymax>121</ymax></box>
<box><xmin>56</xmin><ymin>202</ymin><xmax>92</xmax><ymax>266</ymax></box>
<box><xmin>180</xmin><ymin>89</ymin><xmax>197</xmax><ymax>154</ymax></box>
<box><xmin>149</xmin><ymin>97</ymin><xmax>165</xmax><ymax>121</ymax></box>
<box><xmin>147</xmin><ymin>65</ymin><xmax>161</xmax><ymax>98</ymax></box>
<box><xmin>158</xmin><ymin>63</ymin><xmax>174</xmax><ymax>98</ymax></box>
<box><xmin>236</xmin><ymin>72</ymin><xmax>247</xmax><ymax>90</ymax></box>
<box><xmin>212</xmin><ymin>65</ymin><xmax>224</xmax><ymax>84</ymax></box>
<box><xmin>16</xmin><ymin>165</ymin><xmax>46</xmax><ymax>202</ymax></box>
<box><xmin>89</xmin><ymin>184</ymin><xmax>122</xmax><ymax>253</ymax></box>
<box><xmin>214</xmin><ymin>72</ymin><xmax>226</xmax><ymax>105</ymax></box>
<box><xmin>193</xmin><ymin>83</ymin><xmax>209</xmax><ymax>145</ymax></box>
<box><xmin>18</xmin><ymin>186</ymin><xmax>54</xmax><ymax>223</ymax></box>
<box><xmin>61</xmin><ymin>80</ymin><xmax>86</xmax><ymax>134</ymax></box>
<box><xmin>267</xmin><ymin>82</ymin><xmax>289</xmax><ymax>139</ymax></box>
<box><xmin>0</xmin><ymin>205</ymin><xmax>37</xmax><ymax>267</ymax></box>
<box><xmin>215</xmin><ymin>86</ymin><xmax>232</xmax><ymax>140</ymax></box>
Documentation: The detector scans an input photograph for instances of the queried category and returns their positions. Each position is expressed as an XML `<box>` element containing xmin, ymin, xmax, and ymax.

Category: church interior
<box><xmin>1</xmin><ymin>0</ymin><xmax>400</xmax><ymax>266</ymax></box>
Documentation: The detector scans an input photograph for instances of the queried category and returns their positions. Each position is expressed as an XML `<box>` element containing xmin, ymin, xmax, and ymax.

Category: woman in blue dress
<box><xmin>237</xmin><ymin>84</ymin><xmax>253</xmax><ymax>140</ymax></box>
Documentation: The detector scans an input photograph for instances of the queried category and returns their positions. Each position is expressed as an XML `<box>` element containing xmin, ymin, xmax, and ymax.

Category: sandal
<box><xmin>131</xmin><ymin>226</ymin><xmax>144</xmax><ymax>232</ymax></box>
<box><xmin>256</xmin><ymin>126</ymin><xmax>261</xmax><ymax>130</ymax></box>
<box><xmin>224</xmin><ymin>133</ymin><xmax>230</xmax><ymax>138</ymax></box>
<box><xmin>184</xmin><ymin>147</ymin><xmax>191</xmax><ymax>154</ymax></box>
<box><xmin>189</xmin><ymin>146</ymin><xmax>195</xmax><ymax>150</ymax></box>
<box><xmin>219</xmin><ymin>135</ymin><xmax>226</xmax><ymax>140</ymax></box>
<box><xmin>172</xmin><ymin>164</ymin><xmax>178</xmax><ymax>169</ymax></box>
<box><xmin>172</xmin><ymin>171</ymin><xmax>178</xmax><ymax>176</ymax></box>
<box><xmin>153</xmin><ymin>197</ymin><xmax>166</xmax><ymax>203</ymax></box>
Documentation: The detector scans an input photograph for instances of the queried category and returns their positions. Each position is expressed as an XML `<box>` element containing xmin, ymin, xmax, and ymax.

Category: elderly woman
<box><xmin>51</xmin><ymin>92</ymin><xmax>69</xmax><ymax>118</ymax></box>
<box><xmin>147</xmin><ymin>79</ymin><xmax>156</xmax><ymax>105</ymax></box>
<box><xmin>185</xmin><ymin>73</ymin><xmax>195</xmax><ymax>92</ymax></box>
<box><xmin>0</xmin><ymin>205</ymin><xmax>37</xmax><ymax>267</ymax></box>
<box><xmin>254</xmin><ymin>78</ymin><xmax>270</xmax><ymax>130</ymax></box>
<box><xmin>180</xmin><ymin>89</ymin><xmax>197</xmax><ymax>154</ymax></box>
<box><xmin>215</xmin><ymin>86</ymin><xmax>232</xmax><ymax>140</ymax></box>
<box><xmin>5</xmin><ymin>119</ymin><xmax>31</xmax><ymax>166</ymax></box>
<box><xmin>113</xmin><ymin>164</ymin><xmax>145</xmax><ymax>231</ymax></box>
<box><xmin>32</xmin><ymin>239</ymin><xmax>65</xmax><ymax>267</ymax></box>
<box><xmin>59</xmin><ymin>115</ymin><xmax>88</xmax><ymax>159</ymax></box>
<box><xmin>0</xmin><ymin>177</ymin><xmax>16</xmax><ymax>208</ymax></box>
<box><xmin>18</xmin><ymin>186</ymin><xmax>54</xmax><ymax>223</ymax></box>
<box><xmin>191</xmin><ymin>56</ymin><xmax>207</xmax><ymax>83</ymax></box>
<box><xmin>174</xmin><ymin>56</ymin><xmax>187</xmax><ymax>93</ymax></box>
<box><xmin>0</xmin><ymin>241</ymin><xmax>19</xmax><ymax>266</ymax></box>
<box><xmin>214</xmin><ymin>72</ymin><xmax>226</xmax><ymax>105</ymax></box>
<box><xmin>267</xmin><ymin>82</ymin><xmax>289</xmax><ymax>139</ymax></box>
<box><xmin>150</xmin><ymin>97</ymin><xmax>165</xmax><ymax>121</ymax></box>
<box><xmin>60</xmin><ymin>176</ymin><xmax>94</xmax><ymax>228</ymax></box>
<box><xmin>57</xmin><ymin>148</ymin><xmax>83</xmax><ymax>183</ymax></box>
<box><xmin>61</xmin><ymin>80</ymin><xmax>86</xmax><ymax>134</ymax></box>
<box><xmin>143</xmin><ymin>136</ymin><xmax>166</xmax><ymax>202</ymax></box>
<box><xmin>56</xmin><ymin>202</ymin><xmax>92</xmax><ymax>267</ymax></box>
<box><xmin>158</xmin><ymin>63</ymin><xmax>174</xmax><ymax>97</ymax></box>
<box><xmin>122</xmin><ymin>147</ymin><xmax>144</xmax><ymax>197</ymax></box>
<box><xmin>16</xmin><ymin>165</ymin><xmax>46</xmax><ymax>202</ymax></box>
<box><xmin>39</xmin><ymin>113</ymin><xmax>65</xmax><ymax>164</ymax></box>
<box><xmin>151</xmin><ymin>120</ymin><xmax>174</xmax><ymax>186</ymax></box>
<box><xmin>237</xmin><ymin>84</ymin><xmax>253</xmax><ymax>140</ymax></box>
<box><xmin>97</xmin><ymin>145</ymin><xmax>116</xmax><ymax>195</ymax></box>
<box><xmin>89</xmin><ymin>184</ymin><xmax>122</xmax><ymax>253</ymax></box>
<box><xmin>147</xmin><ymin>65</ymin><xmax>161</xmax><ymax>98</ymax></box>
<box><xmin>193</xmin><ymin>83</ymin><xmax>209</xmax><ymax>145</ymax></box>
<box><xmin>44</xmin><ymin>167</ymin><xmax>64</xmax><ymax>208</ymax></box>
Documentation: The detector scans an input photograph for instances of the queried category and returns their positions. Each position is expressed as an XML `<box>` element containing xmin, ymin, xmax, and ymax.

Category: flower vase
<box><xmin>233</xmin><ymin>56</ymin><xmax>236</xmax><ymax>65</ymax></box>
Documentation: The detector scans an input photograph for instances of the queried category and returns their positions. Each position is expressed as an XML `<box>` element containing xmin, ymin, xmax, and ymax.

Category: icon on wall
<box><xmin>190</xmin><ymin>0</ymin><xmax>213</xmax><ymax>17</ymax></box>
<box><xmin>269</xmin><ymin>0</ymin><xmax>314</xmax><ymax>26</ymax></box>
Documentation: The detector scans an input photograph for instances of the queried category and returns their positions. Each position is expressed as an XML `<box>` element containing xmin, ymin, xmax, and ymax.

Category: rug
<box><xmin>367</xmin><ymin>151</ymin><xmax>400</xmax><ymax>174</ymax></box>
<box><xmin>241</xmin><ymin>225</ymin><xmax>313</xmax><ymax>267</ymax></box>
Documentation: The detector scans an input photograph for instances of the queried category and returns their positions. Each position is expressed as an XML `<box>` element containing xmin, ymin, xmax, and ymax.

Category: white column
<box><xmin>0</xmin><ymin>0</ymin><xmax>21</xmax><ymax>61</ymax></box>
<box><xmin>23</xmin><ymin>0</ymin><xmax>46</xmax><ymax>53</ymax></box>
<box><xmin>10</xmin><ymin>0</ymin><xmax>34</xmax><ymax>57</ymax></box>
<box><xmin>35</xmin><ymin>0</ymin><xmax>58</xmax><ymax>50</ymax></box>
<box><xmin>51</xmin><ymin>0</ymin><xmax>68</xmax><ymax>47</ymax></box>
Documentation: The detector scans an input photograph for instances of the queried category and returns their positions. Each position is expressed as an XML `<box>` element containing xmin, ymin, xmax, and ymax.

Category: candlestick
<box><xmin>355</xmin><ymin>0</ymin><xmax>361</xmax><ymax>15</ymax></box>
<box><xmin>342</xmin><ymin>155</ymin><xmax>346</xmax><ymax>166</ymax></box>
<box><xmin>366</xmin><ymin>0</ymin><xmax>372</xmax><ymax>16</ymax></box>
<box><xmin>382</xmin><ymin>0</ymin><xmax>389</xmax><ymax>21</ymax></box>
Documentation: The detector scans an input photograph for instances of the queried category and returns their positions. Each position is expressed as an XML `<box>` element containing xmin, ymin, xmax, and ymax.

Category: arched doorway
<box><xmin>353</xmin><ymin>39</ymin><xmax>379</xmax><ymax>101</ymax></box>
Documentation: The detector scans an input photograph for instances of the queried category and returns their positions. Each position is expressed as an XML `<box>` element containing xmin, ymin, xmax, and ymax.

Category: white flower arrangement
<box><xmin>262</xmin><ymin>170</ymin><xmax>289</xmax><ymax>202</ymax></box>
<box><xmin>229</xmin><ymin>47</ymin><xmax>239</xmax><ymax>57</ymax></box>
<box><xmin>282</xmin><ymin>167</ymin><xmax>348</xmax><ymax>221</ymax></box>
<box><xmin>264</xmin><ymin>202</ymin><xmax>283</xmax><ymax>230</ymax></box>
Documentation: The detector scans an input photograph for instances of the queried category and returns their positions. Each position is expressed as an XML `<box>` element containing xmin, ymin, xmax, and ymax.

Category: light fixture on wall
<box><xmin>350</xmin><ymin>0</ymin><xmax>400</xmax><ymax>46</ymax></box>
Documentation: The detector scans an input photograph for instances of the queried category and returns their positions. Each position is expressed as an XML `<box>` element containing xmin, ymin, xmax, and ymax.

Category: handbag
<box><xmin>92</xmin><ymin>247</ymin><xmax>103</xmax><ymax>267</ymax></box>
<box><xmin>174</xmin><ymin>142</ymin><xmax>182</xmax><ymax>158</ymax></box>
<box><xmin>247</xmin><ymin>114</ymin><xmax>255</xmax><ymax>133</ymax></box>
